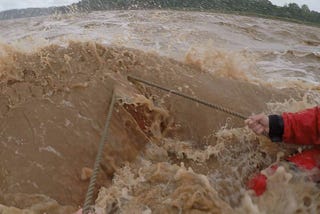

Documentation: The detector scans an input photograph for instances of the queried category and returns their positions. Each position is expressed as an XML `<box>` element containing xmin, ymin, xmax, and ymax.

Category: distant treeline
<box><xmin>0</xmin><ymin>0</ymin><xmax>319</xmax><ymax>26</ymax></box>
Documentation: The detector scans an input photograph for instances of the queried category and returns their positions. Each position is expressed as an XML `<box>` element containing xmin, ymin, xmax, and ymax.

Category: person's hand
<box><xmin>245</xmin><ymin>114</ymin><xmax>269</xmax><ymax>136</ymax></box>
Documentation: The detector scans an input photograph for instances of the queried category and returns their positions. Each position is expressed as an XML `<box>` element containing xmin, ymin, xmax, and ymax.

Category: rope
<box><xmin>81</xmin><ymin>76</ymin><xmax>247</xmax><ymax>212</ymax></box>
<box><xmin>127</xmin><ymin>75</ymin><xmax>247</xmax><ymax>120</ymax></box>
<box><xmin>83</xmin><ymin>91</ymin><xmax>117</xmax><ymax>214</ymax></box>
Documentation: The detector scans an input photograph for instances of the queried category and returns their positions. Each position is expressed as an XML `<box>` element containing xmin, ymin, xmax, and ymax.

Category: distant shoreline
<box><xmin>163</xmin><ymin>7</ymin><xmax>320</xmax><ymax>28</ymax></box>
<box><xmin>0</xmin><ymin>7</ymin><xmax>319</xmax><ymax>29</ymax></box>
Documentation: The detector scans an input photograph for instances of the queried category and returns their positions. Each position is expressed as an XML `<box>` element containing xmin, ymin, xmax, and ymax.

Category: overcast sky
<box><xmin>270</xmin><ymin>0</ymin><xmax>320</xmax><ymax>12</ymax></box>
<box><xmin>0</xmin><ymin>0</ymin><xmax>80</xmax><ymax>11</ymax></box>
<box><xmin>0</xmin><ymin>0</ymin><xmax>319</xmax><ymax>12</ymax></box>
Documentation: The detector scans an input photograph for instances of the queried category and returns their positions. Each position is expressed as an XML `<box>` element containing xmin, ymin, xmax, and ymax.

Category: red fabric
<box><xmin>282</xmin><ymin>106</ymin><xmax>320</xmax><ymax>145</ymax></box>
<box><xmin>247</xmin><ymin>165</ymin><xmax>278</xmax><ymax>196</ymax></box>
<box><xmin>247</xmin><ymin>174</ymin><xmax>267</xmax><ymax>196</ymax></box>
<box><xmin>248</xmin><ymin>107</ymin><xmax>320</xmax><ymax>196</ymax></box>
<box><xmin>248</xmin><ymin>149</ymin><xmax>320</xmax><ymax>196</ymax></box>
<box><xmin>287</xmin><ymin>149</ymin><xmax>320</xmax><ymax>170</ymax></box>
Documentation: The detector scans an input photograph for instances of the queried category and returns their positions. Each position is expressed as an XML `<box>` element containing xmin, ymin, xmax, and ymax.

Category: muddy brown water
<box><xmin>0</xmin><ymin>10</ymin><xmax>319</xmax><ymax>213</ymax></box>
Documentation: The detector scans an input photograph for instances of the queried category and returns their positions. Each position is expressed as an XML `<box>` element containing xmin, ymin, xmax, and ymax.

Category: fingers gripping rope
<box><xmin>83</xmin><ymin>91</ymin><xmax>116</xmax><ymax>214</ymax></box>
<box><xmin>127</xmin><ymin>75</ymin><xmax>247</xmax><ymax>120</ymax></box>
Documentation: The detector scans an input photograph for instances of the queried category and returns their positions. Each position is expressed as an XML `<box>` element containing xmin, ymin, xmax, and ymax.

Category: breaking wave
<box><xmin>0</xmin><ymin>10</ymin><xmax>319</xmax><ymax>214</ymax></box>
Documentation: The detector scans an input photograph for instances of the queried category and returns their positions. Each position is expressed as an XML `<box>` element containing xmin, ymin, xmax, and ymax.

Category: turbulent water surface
<box><xmin>0</xmin><ymin>10</ymin><xmax>319</xmax><ymax>213</ymax></box>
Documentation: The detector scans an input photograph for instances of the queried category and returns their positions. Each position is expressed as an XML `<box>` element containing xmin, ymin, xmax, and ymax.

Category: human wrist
<box><xmin>268</xmin><ymin>115</ymin><xmax>284</xmax><ymax>142</ymax></box>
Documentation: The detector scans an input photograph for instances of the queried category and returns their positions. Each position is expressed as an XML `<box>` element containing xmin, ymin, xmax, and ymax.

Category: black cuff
<box><xmin>268</xmin><ymin>115</ymin><xmax>284</xmax><ymax>142</ymax></box>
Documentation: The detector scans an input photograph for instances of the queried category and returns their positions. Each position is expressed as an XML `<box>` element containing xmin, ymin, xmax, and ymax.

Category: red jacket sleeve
<box><xmin>282</xmin><ymin>106</ymin><xmax>320</xmax><ymax>145</ymax></box>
